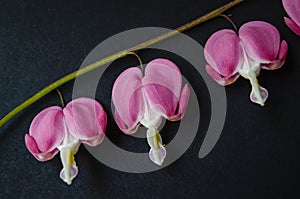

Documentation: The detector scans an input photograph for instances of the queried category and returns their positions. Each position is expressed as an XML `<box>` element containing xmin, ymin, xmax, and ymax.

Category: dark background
<box><xmin>0</xmin><ymin>0</ymin><xmax>299</xmax><ymax>198</ymax></box>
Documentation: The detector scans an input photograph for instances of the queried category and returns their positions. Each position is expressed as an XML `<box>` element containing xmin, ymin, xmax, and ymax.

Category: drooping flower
<box><xmin>282</xmin><ymin>0</ymin><xmax>300</xmax><ymax>36</ymax></box>
<box><xmin>204</xmin><ymin>21</ymin><xmax>288</xmax><ymax>106</ymax></box>
<box><xmin>25</xmin><ymin>98</ymin><xmax>107</xmax><ymax>185</ymax></box>
<box><xmin>112</xmin><ymin>58</ymin><xmax>190</xmax><ymax>166</ymax></box>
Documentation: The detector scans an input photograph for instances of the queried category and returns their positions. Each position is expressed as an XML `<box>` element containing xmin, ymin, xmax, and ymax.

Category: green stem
<box><xmin>0</xmin><ymin>0</ymin><xmax>244</xmax><ymax>128</ymax></box>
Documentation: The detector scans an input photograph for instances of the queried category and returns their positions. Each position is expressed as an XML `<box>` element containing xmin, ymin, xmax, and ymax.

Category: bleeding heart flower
<box><xmin>112</xmin><ymin>58</ymin><xmax>190</xmax><ymax>166</ymax></box>
<box><xmin>204</xmin><ymin>21</ymin><xmax>288</xmax><ymax>106</ymax></box>
<box><xmin>283</xmin><ymin>0</ymin><xmax>300</xmax><ymax>36</ymax></box>
<box><xmin>25</xmin><ymin>98</ymin><xmax>107</xmax><ymax>185</ymax></box>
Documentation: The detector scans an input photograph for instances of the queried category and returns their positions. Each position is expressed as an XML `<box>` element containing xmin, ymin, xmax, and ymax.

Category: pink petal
<box><xmin>28</xmin><ymin>106</ymin><xmax>65</xmax><ymax>154</ymax></box>
<box><xmin>282</xmin><ymin>0</ymin><xmax>300</xmax><ymax>26</ymax></box>
<box><xmin>142</xmin><ymin>59</ymin><xmax>183</xmax><ymax>118</ymax></box>
<box><xmin>25</xmin><ymin>134</ymin><xmax>59</xmax><ymax>161</ymax></box>
<box><xmin>205</xmin><ymin>65</ymin><xmax>240</xmax><ymax>86</ymax></box>
<box><xmin>284</xmin><ymin>17</ymin><xmax>300</xmax><ymax>36</ymax></box>
<box><xmin>114</xmin><ymin>109</ymin><xmax>140</xmax><ymax>134</ymax></box>
<box><xmin>262</xmin><ymin>40</ymin><xmax>288</xmax><ymax>70</ymax></box>
<box><xmin>279</xmin><ymin>40</ymin><xmax>289</xmax><ymax>61</ymax></box>
<box><xmin>112</xmin><ymin>67</ymin><xmax>145</xmax><ymax>134</ymax></box>
<box><xmin>168</xmin><ymin>84</ymin><xmax>190</xmax><ymax>121</ymax></box>
<box><xmin>239</xmin><ymin>21</ymin><xmax>281</xmax><ymax>63</ymax></box>
<box><xmin>63</xmin><ymin>98</ymin><xmax>107</xmax><ymax>146</ymax></box>
<box><xmin>204</xmin><ymin>29</ymin><xmax>243</xmax><ymax>77</ymax></box>
<box><xmin>143</xmin><ymin>59</ymin><xmax>182</xmax><ymax>99</ymax></box>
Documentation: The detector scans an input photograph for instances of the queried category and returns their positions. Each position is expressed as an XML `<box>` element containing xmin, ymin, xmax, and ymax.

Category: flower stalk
<box><xmin>0</xmin><ymin>0</ymin><xmax>244</xmax><ymax>128</ymax></box>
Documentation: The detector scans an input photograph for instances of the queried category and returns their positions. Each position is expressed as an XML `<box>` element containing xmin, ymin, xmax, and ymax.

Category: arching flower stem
<box><xmin>0</xmin><ymin>0</ymin><xmax>244</xmax><ymax>128</ymax></box>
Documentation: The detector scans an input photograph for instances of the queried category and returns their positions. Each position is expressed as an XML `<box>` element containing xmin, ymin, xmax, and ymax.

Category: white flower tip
<box><xmin>60</xmin><ymin>165</ymin><xmax>78</xmax><ymax>185</ymax></box>
<box><xmin>149</xmin><ymin>146</ymin><xmax>166</xmax><ymax>166</ymax></box>
<box><xmin>250</xmin><ymin>85</ymin><xmax>268</xmax><ymax>106</ymax></box>
<box><xmin>59</xmin><ymin>147</ymin><xmax>79</xmax><ymax>185</ymax></box>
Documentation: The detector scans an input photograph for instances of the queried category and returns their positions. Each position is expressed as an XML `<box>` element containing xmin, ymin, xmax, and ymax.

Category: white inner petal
<box><xmin>239</xmin><ymin>46</ymin><xmax>261</xmax><ymax>78</ymax></box>
<box><xmin>57</xmin><ymin>125</ymin><xmax>80</xmax><ymax>185</ymax></box>
<box><xmin>238</xmin><ymin>45</ymin><xmax>267</xmax><ymax>106</ymax></box>
<box><xmin>140</xmin><ymin>98</ymin><xmax>162</xmax><ymax>128</ymax></box>
<box><xmin>146</xmin><ymin>127</ymin><xmax>166</xmax><ymax>166</ymax></box>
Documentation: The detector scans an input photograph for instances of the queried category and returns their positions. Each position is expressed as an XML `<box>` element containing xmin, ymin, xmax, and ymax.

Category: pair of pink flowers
<box><xmin>25</xmin><ymin>59</ymin><xmax>190</xmax><ymax>184</ymax></box>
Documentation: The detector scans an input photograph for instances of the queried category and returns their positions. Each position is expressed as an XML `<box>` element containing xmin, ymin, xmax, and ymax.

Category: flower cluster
<box><xmin>22</xmin><ymin>1</ymin><xmax>300</xmax><ymax>185</ymax></box>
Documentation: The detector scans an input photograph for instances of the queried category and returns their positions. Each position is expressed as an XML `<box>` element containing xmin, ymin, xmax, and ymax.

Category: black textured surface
<box><xmin>0</xmin><ymin>0</ymin><xmax>300</xmax><ymax>198</ymax></box>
